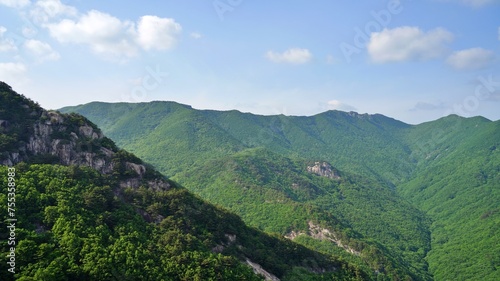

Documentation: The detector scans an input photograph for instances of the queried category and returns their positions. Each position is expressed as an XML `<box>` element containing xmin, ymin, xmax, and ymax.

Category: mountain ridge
<box><xmin>0</xmin><ymin>82</ymin><xmax>370</xmax><ymax>280</ymax></box>
<box><xmin>61</xmin><ymin>100</ymin><xmax>497</xmax><ymax>126</ymax></box>
<box><xmin>60</xmin><ymin>99</ymin><xmax>500</xmax><ymax>280</ymax></box>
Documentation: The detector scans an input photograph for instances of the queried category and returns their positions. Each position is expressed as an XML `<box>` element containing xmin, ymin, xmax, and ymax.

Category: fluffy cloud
<box><xmin>0</xmin><ymin>0</ymin><xmax>30</xmax><ymax>8</ymax></box>
<box><xmin>2</xmin><ymin>1</ymin><xmax>182</xmax><ymax>60</ymax></box>
<box><xmin>266</xmin><ymin>48</ymin><xmax>312</xmax><ymax>64</ymax></box>
<box><xmin>368</xmin><ymin>26</ymin><xmax>453</xmax><ymax>63</ymax></box>
<box><xmin>327</xmin><ymin>100</ymin><xmax>357</xmax><ymax>112</ymax></box>
<box><xmin>30</xmin><ymin>0</ymin><xmax>78</xmax><ymax>23</ymax></box>
<box><xmin>47</xmin><ymin>10</ymin><xmax>182</xmax><ymax>58</ymax></box>
<box><xmin>446</xmin><ymin>48</ymin><xmax>496</xmax><ymax>70</ymax></box>
<box><xmin>24</xmin><ymin>39</ymin><xmax>60</xmax><ymax>62</ymax></box>
<box><xmin>47</xmin><ymin>10</ymin><xmax>137</xmax><ymax>57</ymax></box>
<box><xmin>0</xmin><ymin>26</ymin><xmax>17</xmax><ymax>52</ymax></box>
<box><xmin>136</xmin><ymin>15</ymin><xmax>181</xmax><ymax>50</ymax></box>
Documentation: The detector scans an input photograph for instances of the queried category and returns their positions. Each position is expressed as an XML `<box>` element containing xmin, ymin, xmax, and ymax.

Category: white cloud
<box><xmin>368</xmin><ymin>26</ymin><xmax>453</xmax><ymax>63</ymax></box>
<box><xmin>0</xmin><ymin>26</ymin><xmax>18</xmax><ymax>52</ymax></box>
<box><xmin>47</xmin><ymin>10</ymin><xmax>182</xmax><ymax>58</ymax></box>
<box><xmin>22</xmin><ymin>26</ymin><xmax>38</xmax><ymax>38</ymax></box>
<box><xmin>136</xmin><ymin>15</ymin><xmax>181</xmax><ymax>50</ymax></box>
<box><xmin>47</xmin><ymin>10</ymin><xmax>139</xmax><ymax>58</ymax></box>
<box><xmin>446</xmin><ymin>48</ymin><xmax>496</xmax><ymax>70</ymax></box>
<box><xmin>30</xmin><ymin>0</ymin><xmax>78</xmax><ymax>23</ymax></box>
<box><xmin>190</xmin><ymin>32</ymin><xmax>202</xmax><ymax>39</ymax></box>
<box><xmin>0</xmin><ymin>62</ymin><xmax>27</xmax><ymax>82</ymax></box>
<box><xmin>327</xmin><ymin>100</ymin><xmax>357</xmax><ymax>111</ymax></box>
<box><xmin>0</xmin><ymin>0</ymin><xmax>30</xmax><ymax>8</ymax></box>
<box><xmin>24</xmin><ymin>39</ymin><xmax>60</xmax><ymax>62</ymax></box>
<box><xmin>266</xmin><ymin>48</ymin><xmax>312</xmax><ymax>64</ymax></box>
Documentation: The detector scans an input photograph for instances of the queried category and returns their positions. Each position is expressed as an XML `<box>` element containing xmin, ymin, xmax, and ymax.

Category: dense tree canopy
<box><xmin>0</xmin><ymin>164</ymin><xmax>367</xmax><ymax>280</ymax></box>
<box><xmin>61</xmin><ymin>101</ymin><xmax>500</xmax><ymax>280</ymax></box>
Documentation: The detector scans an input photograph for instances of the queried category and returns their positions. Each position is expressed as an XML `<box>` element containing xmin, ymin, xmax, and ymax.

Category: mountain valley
<box><xmin>0</xmin><ymin>82</ymin><xmax>497</xmax><ymax>280</ymax></box>
<box><xmin>60</xmin><ymin>100</ymin><xmax>500</xmax><ymax>280</ymax></box>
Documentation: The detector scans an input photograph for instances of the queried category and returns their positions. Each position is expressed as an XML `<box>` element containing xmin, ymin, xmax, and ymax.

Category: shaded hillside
<box><xmin>62</xmin><ymin>100</ymin><xmax>500</xmax><ymax>280</ymax></box>
<box><xmin>61</xmin><ymin>101</ymin><xmax>432</xmax><ymax>280</ymax></box>
<box><xmin>0</xmin><ymin>82</ymin><xmax>369</xmax><ymax>280</ymax></box>
<box><xmin>1</xmin><ymin>164</ymin><xmax>369</xmax><ymax>280</ymax></box>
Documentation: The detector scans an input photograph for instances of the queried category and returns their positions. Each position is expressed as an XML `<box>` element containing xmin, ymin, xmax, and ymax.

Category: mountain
<box><xmin>61</xmin><ymin>100</ymin><xmax>500</xmax><ymax>280</ymax></box>
<box><xmin>399</xmin><ymin>115</ymin><xmax>500</xmax><ymax>280</ymax></box>
<box><xmin>60</xmin><ymin>101</ymin><xmax>414</xmax><ymax>183</ymax></box>
<box><xmin>182</xmin><ymin>147</ymin><xmax>435</xmax><ymax>279</ymax></box>
<box><xmin>0</xmin><ymin>82</ymin><xmax>370</xmax><ymax>280</ymax></box>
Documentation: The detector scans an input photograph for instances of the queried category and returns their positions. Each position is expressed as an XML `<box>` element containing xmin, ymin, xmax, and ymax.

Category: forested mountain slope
<box><xmin>399</xmin><ymin>116</ymin><xmax>500</xmax><ymax>280</ymax></box>
<box><xmin>61</xmin><ymin>99</ymin><xmax>500</xmax><ymax>280</ymax></box>
<box><xmin>61</xmin><ymin>102</ymin><xmax>433</xmax><ymax>280</ymax></box>
<box><xmin>0</xmin><ymin>82</ymin><xmax>369</xmax><ymax>280</ymax></box>
<box><xmin>176</xmin><ymin>147</ymin><xmax>432</xmax><ymax>280</ymax></box>
<box><xmin>61</xmin><ymin>102</ymin><xmax>414</xmax><ymax>184</ymax></box>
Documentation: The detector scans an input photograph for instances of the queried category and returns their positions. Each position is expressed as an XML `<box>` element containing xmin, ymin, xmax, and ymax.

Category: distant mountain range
<box><xmin>0</xmin><ymin>82</ymin><xmax>370</xmax><ymax>280</ymax></box>
<box><xmin>60</xmin><ymin>100</ymin><xmax>500</xmax><ymax>280</ymax></box>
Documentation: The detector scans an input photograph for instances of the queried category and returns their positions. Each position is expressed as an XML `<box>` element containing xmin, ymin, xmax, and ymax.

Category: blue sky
<box><xmin>0</xmin><ymin>0</ymin><xmax>499</xmax><ymax>124</ymax></box>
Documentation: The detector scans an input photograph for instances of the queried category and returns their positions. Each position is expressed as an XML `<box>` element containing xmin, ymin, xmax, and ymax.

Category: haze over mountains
<box><xmin>60</xmin><ymin>100</ymin><xmax>500</xmax><ymax>280</ymax></box>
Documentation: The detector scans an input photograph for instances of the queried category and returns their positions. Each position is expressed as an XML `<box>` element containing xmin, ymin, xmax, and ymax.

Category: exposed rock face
<box><xmin>1</xmin><ymin>110</ymin><xmax>169</xmax><ymax>191</ymax></box>
<box><xmin>211</xmin><ymin>233</ymin><xmax>238</xmax><ymax>254</ymax></box>
<box><xmin>307</xmin><ymin>161</ymin><xmax>340</xmax><ymax>179</ymax></box>
<box><xmin>285</xmin><ymin>222</ymin><xmax>360</xmax><ymax>256</ymax></box>
<box><xmin>2</xmin><ymin>111</ymin><xmax>113</xmax><ymax>172</ymax></box>
<box><xmin>307</xmin><ymin>222</ymin><xmax>360</xmax><ymax>256</ymax></box>
<box><xmin>246</xmin><ymin>259</ymin><xmax>281</xmax><ymax>281</ymax></box>
<box><xmin>284</xmin><ymin>230</ymin><xmax>304</xmax><ymax>240</ymax></box>
<box><xmin>126</xmin><ymin>162</ymin><xmax>146</xmax><ymax>177</ymax></box>
<box><xmin>348</xmin><ymin>111</ymin><xmax>373</xmax><ymax>120</ymax></box>
<box><xmin>146</xmin><ymin>179</ymin><xmax>171</xmax><ymax>192</ymax></box>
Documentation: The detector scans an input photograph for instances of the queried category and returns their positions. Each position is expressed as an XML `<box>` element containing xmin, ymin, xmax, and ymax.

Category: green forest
<box><xmin>61</xmin><ymin>100</ymin><xmax>500</xmax><ymax>280</ymax></box>
<box><xmin>0</xmin><ymin>82</ymin><xmax>498</xmax><ymax>280</ymax></box>
<box><xmin>0</xmin><ymin>164</ymin><xmax>367</xmax><ymax>280</ymax></box>
<box><xmin>0</xmin><ymin>82</ymin><xmax>370</xmax><ymax>280</ymax></box>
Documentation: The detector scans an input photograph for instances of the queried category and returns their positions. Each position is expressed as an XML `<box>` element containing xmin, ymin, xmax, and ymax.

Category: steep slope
<box><xmin>176</xmin><ymin>147</ymin><xmax>432</xmax><ymax>281</ymax></box>
<box><xmin>61</xmin><ymin>99</ymin><xmax>500</xmax><ymax>280</ymax></box>
<box><xmin>202</xmin><ymin>109</ymin><xmax>414</xmax><ymax>184</ymax></box>
<box><xmin>399</xmin><ymin>116</ymin><xmax>500</xmax><ymax>280</ymax></box>
<box><xmin>61</xmin><ymin>102</ymin><xmax>414</xmax><ymax>183</ymax></box>
<box><xmin>60</xmin><ymin>101</ymin><xmax>246</xmax><ymax>177</ymax></box>
<box><xmin>61</xmin><ymin>102</ymin><xmax>431</xmax><ymax>280</ymax></box>
<box><xmin>0</xmin><ymin>82</ymin><xmax>369</xmax><ymax>280</ymax></box>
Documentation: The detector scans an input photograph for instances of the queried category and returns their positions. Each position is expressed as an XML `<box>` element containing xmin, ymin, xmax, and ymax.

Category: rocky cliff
<box><xmin>0</xmin><ymin>82</ymin><xmax>169</xmax><ymax>191</ymax></box>
<box><xmin>307</xmin><ymin>161</ymin><xmax>340</xmax><ymax>179</ymax></box>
